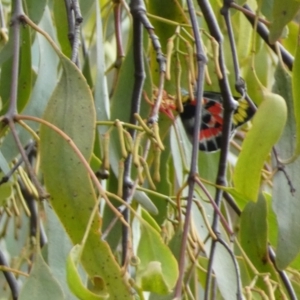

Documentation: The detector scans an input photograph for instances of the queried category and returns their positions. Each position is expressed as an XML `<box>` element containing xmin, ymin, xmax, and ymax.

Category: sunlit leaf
<box><xmin>67</xmin><ymin>244</ymin><xmax>108</xmax><ymax>300</ymax></box>
<box><xmin>234</xmin><ymin>91</ymin><xmax>287</xmax><ymax>201</ymax></box>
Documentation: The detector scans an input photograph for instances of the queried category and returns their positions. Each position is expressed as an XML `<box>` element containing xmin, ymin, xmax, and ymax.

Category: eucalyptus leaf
<box><xmin>19</xmin><ymin>253</ymin><xmax>65</xmax><ymax>300</ymax></box>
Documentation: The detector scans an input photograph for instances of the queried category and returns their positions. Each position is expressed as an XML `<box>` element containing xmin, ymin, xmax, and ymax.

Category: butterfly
<box><xmin>180</xmin><ymin>91</ymin><xmax>255</xmax><ymax>152</ymax></box>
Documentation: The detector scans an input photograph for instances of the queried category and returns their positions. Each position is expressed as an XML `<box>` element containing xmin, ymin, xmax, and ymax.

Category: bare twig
<box><xmin>0</xmin><ymin>250</ymin><xmax>18</xmax><ymax>300</ymax></box>
<box><xmin>174</xmin><ymin>0</ymin><xmax>207</xmax><ymax>297</ymax></box>
<box><xmin>0</xmin><ymin>141</ymin><xmax>36</xmax><ymax>185</ymax></box>
<box><xmin>195</xmin><ymin>0</ymin><xmax>241</xmax><ymax>298</ymax></box>
<box><xmin>64</xmin><ymin>0</ymin><xmax>83</xmax><ymax>66</ymax></box>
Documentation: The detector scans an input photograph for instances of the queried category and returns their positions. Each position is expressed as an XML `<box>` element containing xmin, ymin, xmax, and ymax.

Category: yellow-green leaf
<box><xmin>137</xmin><ymin>211</ymin><xmax>178</xmax><ymax>294</ymax></box>
<box><xmin>67</xmin><ymin>245</ymin><xmax>108</xmax><ymax>300</ymax></box>
<box><xmin>234</xmin><ymin>92</ymin><xmax>287</xmax><ymax>201</ymax></box>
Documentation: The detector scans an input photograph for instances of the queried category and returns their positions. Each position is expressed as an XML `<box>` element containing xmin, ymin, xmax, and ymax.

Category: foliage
<box><xmin>0</xmin><ymin>0</ymin><xmax>299</xmax><ymax>299</ymax></box>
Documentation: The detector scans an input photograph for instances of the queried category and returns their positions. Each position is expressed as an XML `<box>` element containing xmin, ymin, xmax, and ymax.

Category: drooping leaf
<box><xmin>234</xmin><ymin>91</ymin><xmax>287</xmax><ymax>201</ymax></box>
<box><xmin>19</xmin><ymin>253</ymin><xmax>65</xmax><ymax>300</ymax></box>
<box><xmin>67</xmin><ymin>244</ymin><xmax>108</xmax><ymax>300</ymax></box>
<box><xmin>39</xmin><ymin>51</ymin><xmax>132</xmax><ymax>298</ymax></box>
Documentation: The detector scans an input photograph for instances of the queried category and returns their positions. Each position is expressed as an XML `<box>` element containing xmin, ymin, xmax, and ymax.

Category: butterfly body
<box><xmin>180</xmin><ymin>92</ymin><xmax>254</xmax><ymax>152</ymax></box>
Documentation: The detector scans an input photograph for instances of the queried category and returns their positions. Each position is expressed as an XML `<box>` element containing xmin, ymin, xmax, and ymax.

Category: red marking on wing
<box><xmin>199</xmin><ymin>127</ymin><xmax>222</xmax><ymax>140</ymax></box>
<box><xmin>206</xmin><ymin>102</ymin><xmax>223</xmax><ymax>125</ymax></box>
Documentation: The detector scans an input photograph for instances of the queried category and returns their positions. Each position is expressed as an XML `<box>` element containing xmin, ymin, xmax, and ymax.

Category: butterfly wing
<box><xmin>180</xmin><ymin>92</ymin><xmax>254</xmax><ymax>152</ymax></box>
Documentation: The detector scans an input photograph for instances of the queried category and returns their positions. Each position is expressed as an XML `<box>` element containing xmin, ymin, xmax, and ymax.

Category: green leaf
<box><xmin>134</xmin><ymin>191</ymin><xmax>158</xmax><ymax>215</ymax></box>
<box><xmin>137</xmin><ymin>212</ymin><xmax>178</xmax><ymax>294</ymax></box>
<box><xmin>234</xmin><ymin>91</ymin><xmax>287</xmax><ymax>201</ymax></box>
<box><xmin>19</xmin><ymin>253</ymin><xmax>65</xmax><ymax>300</ymax></box>
<box><xmin>269</xmin><ymin>0</ymin><xmax>300</xmax><ymax>44</ymax></box>
<box><xmin>53</xmin><ymin>0</ymin><xmax>72</xmax><ymax>58</ymax></box>
<box><xmin>0</xmin><ymin>181</ymin><xmax>12</xmax><ymax>205</ymax></box>
<box><xmin>67</xmin><ymin>244</ymin><xmax>108</xmax><ymax>300</ymax></box>
<box><xmin>24</xmin><ymin>0</ymin><xmax>47</xmax><ymax>24</ymax></box>
<box><xmin>240</xmin><ymin>195</ymin><xmax>271</xmax><ymax>272</ymax></box>
<box><xmin>17</xmin><ymin>25</ymin><xmax>32</xmax><ymax>112</ymax></box>
<box><xmin>39</xmin><ymin>52</ymin><xmax>132</xmax><ymax>298</ymax></box>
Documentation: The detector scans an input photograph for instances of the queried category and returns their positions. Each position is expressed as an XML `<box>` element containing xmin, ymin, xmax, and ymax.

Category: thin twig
<box><xmin>195</xmin><ymin>0</ymin><xmax>238</xmax><ymax>298</ymax></box>
<box><xmin>64</xmin><ymin>0</ymin><xmax>82</xmax><ymax>66</ymax></box>
<box><xmin>221</xmin><ymin>0</ymin><xmax>256</xmax><ymax>113</ymax></box>
<box><xmin>174</xmin><ymin>0</ymin><xmax>207</xmax><ymax>297</ymax></box>
<box><xmin>16</xmin><ymin>114</ymin><xmax>129</xmax><ymax>228</ymax></box>
<box><xmin>120</xmin><ymin>0</ymin><xmax>146</xmax><ymax>266</ymax></box>
<box><xmin>8</xmin><ymin>120</ymin><xmax>47</xmax><ymax>199</ymax></box>
<box><xmin>0</xmin><ymin>249</ymin><xmax>19</xmax><ymax>300</ymax></box>
<box><xmin>0</xmin><ymin>141</ymin><xmax>36</xmax><ymax>185</ymax></box>
<box><xmin>268</xmin><ymin>247</ymin><xmax>297</xmax><ymax>300</ymax></box>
